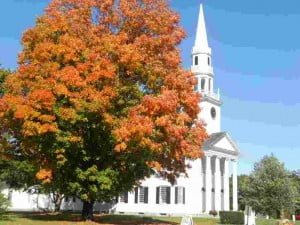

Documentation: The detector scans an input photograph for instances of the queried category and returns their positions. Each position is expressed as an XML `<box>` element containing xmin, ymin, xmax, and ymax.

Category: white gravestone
<box><xmin>181</xmin><ymin>216</ymin><xmax>193</xmax><ymax>225</ymax></box>
<box><xmin>292</xmin><ymin>215</ymin><xmax>296</xmax><ymax>223</ymax></box>
<box><xmin>244</xmin><ymin>206</ymin><xmax>256</xmax><ymax>225</ymax></box>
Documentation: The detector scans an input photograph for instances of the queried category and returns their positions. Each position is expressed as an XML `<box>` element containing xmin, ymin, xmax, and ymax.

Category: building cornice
<box><xmin>201</xmin><ymin>95</ymin><xmax>222</xmax><ymax>106</ymax></box>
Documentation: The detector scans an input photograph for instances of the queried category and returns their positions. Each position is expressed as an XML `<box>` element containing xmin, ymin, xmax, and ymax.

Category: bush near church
<box><xmin>0</xmin><ymin>193</ymin><xmax>9</xmax><ymax>214</ymax></box>
<box><xmin>219</xmin><ymin>211</ymin><xmax>244</xmax><ymax>225</ymax></box>
<box><xmin>209</xmin><ymin>210</ymin><xmax>218</xmax><ymax>217</ymax></box>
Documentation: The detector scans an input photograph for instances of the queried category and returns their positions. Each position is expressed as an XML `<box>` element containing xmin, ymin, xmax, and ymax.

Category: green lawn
<box><xmin>256</xmin><ymin>218</ymin><xmax>300</xmax><ymax>225</ymax></box>
<box><xmin>0</xmin><ymin>212</ymin><xmax>299</xmax><ymax>225</ymax></box>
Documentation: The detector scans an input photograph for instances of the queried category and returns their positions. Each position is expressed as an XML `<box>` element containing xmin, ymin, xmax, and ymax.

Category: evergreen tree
<box><xmin>245</xmin><ymin>155</ymin><xmax>297</xmax><ymax>218</ymax></box>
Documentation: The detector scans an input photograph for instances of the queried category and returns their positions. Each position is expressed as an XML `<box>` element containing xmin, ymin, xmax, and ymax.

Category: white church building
<box><xmin>4</xmin><ymin>4</ymin><xmax>239</xmax><ymax>215</ymax></box>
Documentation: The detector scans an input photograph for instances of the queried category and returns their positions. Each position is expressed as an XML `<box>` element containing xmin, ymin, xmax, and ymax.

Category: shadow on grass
<box><xmin>15</xmin><ymin>212</ymin><xmax>179</xmax><ymax>224</ymax></box>
<box><xmin>0</xmin><ymin>213</ymin><xmax>15</xmax><ymax>221</ymax></box>
<box><xmin>97</xmin><ymin>215</ymin><xmax>178</xmax><ymax>224</ymax></box>
<box><xmin>17</xmin><ymin>212</ymin><xmax>81</xmax><ymax>222</ymax></box>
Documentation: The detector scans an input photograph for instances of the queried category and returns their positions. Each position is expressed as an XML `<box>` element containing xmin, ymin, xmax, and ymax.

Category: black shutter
<box><xmin>144</xmin><ymin>187</ymin><xmax>148</xmax><ymax>204</ymax></box>
<box><xmin>124</xmin><ymin>192</ymin><xmax>128</xmax><ymax>203</ymax></box>
<box><xmin>156</xmin><ymin>187</ymin><xmax>160</xmax><ymax>204</ymax></box>
<box><xmin>166</xmin><ymin>187</ymin><xmax>171</xmax><ymax>204</ymax></box>
<box><xmin>183</xmin><ymin>187</ymin><xmax>185</xmax><ymax>204</ymax></box>
<box><xmin>134</xmin><ymin>187</ymin><xmax>138</xmax><ymax>203</ymax></box>
<box><xmin>115</xmin><ymin>196</ymin><xmax>118</xmax><ymax>203</ymax></box>
<box><xmin>175</xmin><ymin>187</ymin><xmax>178</xmax><ymax>204</ymax></box>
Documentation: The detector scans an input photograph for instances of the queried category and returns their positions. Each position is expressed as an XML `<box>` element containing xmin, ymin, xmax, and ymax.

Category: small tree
<box><xmin>238</xmin><ymin>174</ymin><xmax>251</xmax><ymax>211</ymax></box>
<box><xmin>291</xmin><ymin>170</ymin><xmax>300</xmax><ymax>215</ymax></box>
<box><xmin>0</xmin><ymin>0</ymin><xmax>207</xmax><ymax>220</ymax></box>
<box><xmin>245</xmin><ymin>155</ymin><xmax>297</xmax><ymax>218</ymax></box>
<box><xmin>0</xmin><ymin>183</ymin><xmax>9</xmax><ymax>215</ymax></box>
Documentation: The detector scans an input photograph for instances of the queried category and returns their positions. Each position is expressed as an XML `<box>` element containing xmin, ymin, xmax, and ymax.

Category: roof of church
<box><xmin>203</xmin><ymin>132</ymin><xmax>227</xmax><ymax>149</ymax></box>
<box><xmin>203</xmin><ymin>132</ymin><xmax>239</xmax><ymax>156</ymax></box>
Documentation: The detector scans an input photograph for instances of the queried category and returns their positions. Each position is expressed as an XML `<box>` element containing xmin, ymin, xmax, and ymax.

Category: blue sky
<box><xmin>1</xmin><ymin>0</ymin><xmax>300</xmax><ymax>174</ymax></box>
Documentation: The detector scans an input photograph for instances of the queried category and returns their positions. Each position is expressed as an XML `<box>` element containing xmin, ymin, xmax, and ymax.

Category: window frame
<box><xmin>175</xmin><ymin>186</ymin><xmax>185</xmax><ymax>204</ymax></box>
<box><xmin>156</xmin><ymin>186</ymin><xmax>171</xmax><ymax>204</ymax></box>
<box><xmin>195</xmin><ymin>56</ymin><xmax>199</xmax><ymax>66</ymax></box>
<box><xmin>134</xmin><ymin>186</ymin><xmax>149</xmax><ymax>204</ymax></box>
<box><xmin>119</xmin><ymin>192</ymin><xmax>128</xmax><ymax>203</ymax></box>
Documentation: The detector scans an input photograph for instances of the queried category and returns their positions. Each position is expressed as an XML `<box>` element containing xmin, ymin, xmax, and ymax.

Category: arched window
<box><xmin>201</xmin><ymin>78</ymin><xmax>205</xmax><ymax>90</ymax></box>
<box><xmin>194</xmin><ymin>77</ymin><xmax>198</xmax><ymax>91</ymax></box>
<box><xmin>195</xmin><ymin>56</ymin><xmax>198</xmax><ymax>66</ymax></box>
<box><xmin>208</xmin><ymin>57</ymin><xmax>210</xmax><ymax>66</ymax></box>
<box><xmin>211</xmin><ymin>107</ymin><xmax>216</xmax><ymax>119</ymax></box>
<box><xmin>209</xmin><ymin>78</ymin><xmax>211</xmax><ymax>91</ymax></box>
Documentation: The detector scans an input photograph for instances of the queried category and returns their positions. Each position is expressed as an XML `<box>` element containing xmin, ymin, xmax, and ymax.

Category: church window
<box><xmin>195</xmin><ymin>56</ymin><xmax>199</xmax><ymax>66</ymax></box>
<box><xmin>156</xmin><ymin>186</ymin><xmax>170</xmax><ymax>204</ymax></box>
<box><xmin>175</xmin><ymin>186</ymin><xmax>185</xmax><ymax>204</ymax></box>
<box><xmin>211</xmin><ymin>107</ymin><xmax>216</xmax><ymax>119</ymax></box>
<box><xmin>208</xmin><ymin>57</ymin><xmax>210</xmax><ymax>66</ymax></box>
<box><xmin>194</xmin><ymin>77</ymin><xmax>198</xmax><ymax>91</ymax></box>
<box><xmin>209</xmin><ymin>78</ymin><xmax>211</xmax><ymax>91</ymax></box>
<box><xmin>134</xmin><ymin>187</ymin><xmax>149</xmax><ymax>204</ymax></box>
<box><xmin>7</xmin><ymin>190</ymin><xmax>12</xmax><ymax>202</ymax></box>
<box><xmin>201</xmin><ymin>78</ymin><xmax>205</xmax><ymax>90</ymax></box>
<box><xmin>119</xmin><ymin>192</ymin><xmax>128</xmax><ymax>203</ymax></box>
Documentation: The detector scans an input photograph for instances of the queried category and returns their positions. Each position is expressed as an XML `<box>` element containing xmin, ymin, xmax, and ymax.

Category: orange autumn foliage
<box><xmin>0</xmin><ymin>0</ymin><xmax>207</xmax><ymax>185</ymax></box>
<box><xmin>36</xmin><ymin>169</ymin><xmax>53</xmax><ymax>184</ymax></box>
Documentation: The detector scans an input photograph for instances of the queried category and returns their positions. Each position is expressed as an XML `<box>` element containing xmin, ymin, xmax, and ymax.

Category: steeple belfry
<box><xmin>194</xmin><ymin>4</ymin><xmax>210</xmax><ymax>53</ymax></box>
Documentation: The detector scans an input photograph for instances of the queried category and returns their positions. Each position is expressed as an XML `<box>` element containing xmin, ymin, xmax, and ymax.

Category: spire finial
<box><xmin>194</xmin><ymin>4</ymin><xmax>209</xmax><ymax>50</ymax></box>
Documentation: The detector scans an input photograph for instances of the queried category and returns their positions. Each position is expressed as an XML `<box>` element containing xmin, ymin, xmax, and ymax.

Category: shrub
<box><xmin>209</xmin><ymin>210</ymin><xmax>218</xmax><ymax>217</ymax></box>
<box><xmin>219</xmin><ymin>211</ymin><xmax>244</xmax><ymax>225</ymax></box>
<box><xmin>0</xmin><ymin>193</ymin><xmax>9</xmax><ymax>214</ymax></box>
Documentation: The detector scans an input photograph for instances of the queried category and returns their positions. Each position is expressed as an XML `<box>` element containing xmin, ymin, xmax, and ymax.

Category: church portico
<box><xmin>200</xmin><ymin>152</ymin><xmax>238</xmax><ymax>213</ymax></box>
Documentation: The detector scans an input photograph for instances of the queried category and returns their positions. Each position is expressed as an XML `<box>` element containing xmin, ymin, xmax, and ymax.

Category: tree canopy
<box><xmin>0</xmin><ymin>67</ymin><xmax>10</xmax><ymax>96</ymax></box>
<box><xmin>241</xmin><ymin>155</ymin><xmax>297</xmax><ymax>218</ymax></box>
<box><xmin>0</xmin><ymin>0</ymin><xmax>207</xmax><ymax>220</ymax></box>
<box><xmin>291</xmin><ymin>170</ymin><xmax>300</xmax><ymax>214</ymax></box>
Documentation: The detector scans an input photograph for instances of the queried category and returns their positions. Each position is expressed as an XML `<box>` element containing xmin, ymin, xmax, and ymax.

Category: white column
<box><xmin>223</xmin><ymin>158</ymin><xmax>230</xmax><ymax>211</ymax></box>
<box><xmin>214</xmin><ymin>156</ymin><xmax>221</xmax><ymax>211</ymax></box>
<box><xmin>198</xmin><ymin>158</ymin><xmax>203</xmax><ymax>213</ymax></box>
<box><xmin>232</xmin><ymin>159</ymin><xmax>238</xmax><ymax>211</ymax></box>
<box><xmin>205</xmin><ymin>155</ymin><xmax>212</xmax><ymax>213</ymax></box>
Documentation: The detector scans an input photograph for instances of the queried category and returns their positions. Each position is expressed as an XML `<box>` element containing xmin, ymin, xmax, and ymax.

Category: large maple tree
<box><xmin>0</xmin><ymin>0</ymin><xmax>207</xmax><ymax>220</ymax></box>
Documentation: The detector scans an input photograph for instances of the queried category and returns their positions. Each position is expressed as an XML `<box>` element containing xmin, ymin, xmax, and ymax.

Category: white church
<box><xmin>4</xmin><ymin>4</ymin><xmax>239</xmax><ymax>215</ymax></box>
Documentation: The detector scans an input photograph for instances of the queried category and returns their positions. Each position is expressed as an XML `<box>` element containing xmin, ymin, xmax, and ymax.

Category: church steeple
<box><xmin>192</xmin><ymin>4</ymin><xmax>222</xmax><ymax>135</ymax></box>
<box><xmin>194</xmin><ymin>4</ymin><xmax>209</xmax><ymax>52</ymax></box>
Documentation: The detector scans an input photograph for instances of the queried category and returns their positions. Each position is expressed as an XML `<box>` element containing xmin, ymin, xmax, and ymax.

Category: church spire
<box><xmin>193</xmin><ymin>4</ymin><xmax>210</xmax><ymax>54</ymax></box>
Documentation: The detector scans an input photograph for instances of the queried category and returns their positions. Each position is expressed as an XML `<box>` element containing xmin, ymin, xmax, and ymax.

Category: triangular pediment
<box><xmin>214</xmin><ymin>136</ymin><xmax>236</xmax><ymax>152</ymax></box>
<box><xmin>203</xmin><ymin>132</ymin><xmax>239</xmax><ymax>155</ymax></box>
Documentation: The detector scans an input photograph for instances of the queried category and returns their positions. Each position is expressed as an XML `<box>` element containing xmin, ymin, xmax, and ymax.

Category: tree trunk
<box><xmin>82</xmin><ymin>200</ymin><xmax>94</xmax><ymax>221</ymax></box>
<box><xmin>54</xmin><ymin>196</ymin><xmax>63</xmax><ymax>212</ymax></box>
<box><xmin>51</xmin><ymin>192</ymin><xmax>64</xmax><ymax>212</ymax></box>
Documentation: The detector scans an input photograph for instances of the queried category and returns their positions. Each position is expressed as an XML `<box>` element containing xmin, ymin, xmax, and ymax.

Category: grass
<box><xmin>0</xmin><ymin>212</ymin><xmax>217</xmax><ymax>225</ymax></box>
<box><xmin>256</xmin><ymin>218</ymin><xmax>300</xmax><ymax>225</ymax></box>
<box><xmin>0</xmin><ymin>212</ymin><xmax>299</xmax><ymax>225</ymax></box>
